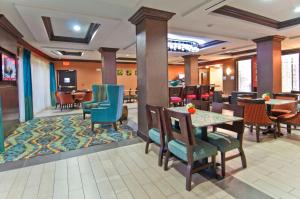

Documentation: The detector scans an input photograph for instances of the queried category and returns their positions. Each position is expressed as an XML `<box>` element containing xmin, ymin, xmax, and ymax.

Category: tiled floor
<box><xmin>1</xmin><ymin>103</ymin><xmax>300</xmax><ymax>199</ymax></box>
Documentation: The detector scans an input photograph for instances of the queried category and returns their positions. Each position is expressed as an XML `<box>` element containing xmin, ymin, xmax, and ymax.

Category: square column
<box><xmin>99</xmin><ymin>47</ymin><xmax>118</xmax><ymax>84</ymax></box>
<box><xmin>253</xmin><ymin>35</ymin><xmax>285</xmax><ymax>95</ymax></box>
<box><xmin>129</xmin><ymin>7</ymin><xmax>175</xmax><ymax>135</ymax></box>
<box><xmin>183</xmin><ymin>55</ymin><xmax>199</xmax><ymax>85</ymax></box>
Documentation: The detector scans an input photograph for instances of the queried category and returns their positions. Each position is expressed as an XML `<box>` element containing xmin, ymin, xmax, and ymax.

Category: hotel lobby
<box><xmin>0</xmin><ymin>0</ymin><xmax>300</xmax><ymax>198</ymax></box>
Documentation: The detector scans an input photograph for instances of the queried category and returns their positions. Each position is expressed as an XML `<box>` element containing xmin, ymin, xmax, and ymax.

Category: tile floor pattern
<box><xmin>0</xmin><ymin>134</ymin><xmax>299</xmax><ymax>199</ymax></box>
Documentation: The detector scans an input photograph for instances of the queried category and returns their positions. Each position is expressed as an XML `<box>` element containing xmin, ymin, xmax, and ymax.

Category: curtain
<box><xmin>49</xmin><ymin>62</ymin><xmax>56</xmax><ymax>106</ymax></box>
<box><xmin>31</xmin><ymin>54</ymin><xmax>51</xmax><ymax>114</ymax></box>
<box><xmin>23</xmin><ymin>49</ymin><xmax>33</xmax><ymax>121</ymax></box>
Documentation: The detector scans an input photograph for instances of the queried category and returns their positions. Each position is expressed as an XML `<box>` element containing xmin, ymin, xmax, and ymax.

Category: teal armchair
<box><xmin>91</xmin><ymin>85</ymin><xmax>124</xmax><ymax>131</ymax></box>
<box><xmin>82</xmin><ymin>85</ymin><xmax>108</xmax><ymax>119</ymax></box>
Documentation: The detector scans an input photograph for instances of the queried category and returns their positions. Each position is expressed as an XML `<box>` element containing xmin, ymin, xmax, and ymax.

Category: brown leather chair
<box><xmin>183</xmin><ymin>85</ymin><xmax>197</xmax><ymax>103</ymax></box>
<box><xmin>57</xmin><ymin>92</ymin><xmax>75</xmax><ymax>111</ymax></box>
<box><xmin>271</xmin><ymin>93</ymin><xmax>298</xmax><ymax>116</ymax></box>
<box><xmin>238</xmin><ymin>99</ymin><xmax>274</xmax><ymax>142</ymax></box>
<box><xmin>280</xmin><ymin>112</ymin><xmax>300</xmax><ymax>134</ymax></box>
<box><xmin>82</xmin><ymin>91</ymin><xmax>93</xmax><ymax>102</ymax></box>
<box><xmin>55</xmin><ymin>91</ymin><xmax>61</xmax><ymax>109</ymax></box>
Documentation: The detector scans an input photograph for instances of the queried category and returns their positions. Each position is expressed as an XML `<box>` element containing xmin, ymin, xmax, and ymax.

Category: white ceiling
<box><xmin>1</xmin><ymin>0</ymin><xmax>300</xmax><ymax>63</ymax></box>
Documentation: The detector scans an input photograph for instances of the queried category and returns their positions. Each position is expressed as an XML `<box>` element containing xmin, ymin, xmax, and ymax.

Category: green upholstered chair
<box><xmin>145</xmin><ymin>105</ymin><xmax>165</xmax><ymax>166</ymax></box>
<box><xmin>82</xmin><ymin>84</ymin><xmax>108</xmax><ymax>119</ymax></box>
<box><xmin>90</xmin><ymin>85</ymin><xmax>124</xmax><ymax>131</ymax></box>
<box><xmin>196</xmin><ymin>103</ymin><xmax>247</xmax><ymax>177</ymax></box>
<box><xmin>163</xmin><ymin>108</ymin><xmax>217</xmax><ymax>191</ymax></box>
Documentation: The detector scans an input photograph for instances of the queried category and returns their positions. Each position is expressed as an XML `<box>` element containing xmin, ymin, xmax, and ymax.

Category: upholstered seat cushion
<box><xmin>168</xmin><ymin>138</ymin><xmax>217</xmax><ymax>162</ymax></box>
<box><xmin>83</xmin><ymin>102</ymin><xmax>99</xmax><ymax>109</ymax></box>
<box><xmin>170</xmin><ymin>97</ymin><xmax>182</xmax><ymax>103</ymax></box>
<box><xmin>186</xmin><ymin>94</ymin><xmax>196</xmax><ymax>99</ymax></box>
<box><xmin>148</xmin><ymin>128</ymin><xmax>162</xmax><ymax>145</ymax></box>
<box><xmin>206</xmin><ymin>131</ymin><xmax>240</xmax><ymax>152</ymax></box>
<box><xmin>271</xmin><ymin>109</ymin><xmax>291</xmax><ymax>116</ymax></box>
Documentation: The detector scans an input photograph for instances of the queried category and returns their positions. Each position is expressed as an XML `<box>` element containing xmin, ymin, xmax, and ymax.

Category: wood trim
<box><xmin>213</xmin><ymin>5</ymin><xmax>300</xmax><ymax>29</ymax></box>
<box><xmin>221</xmin><ymin>49</ymin><xmax>256</xmax><ymax>56</ymax></box>
<box><xmin>129</xmin><ymin>6</ymin><xmax>175</xmax><ymax>25</ymax></box>
<box><xmin>18</xmin><ymin>39</ymin><xmax>54</xmax><ymax>60</ymax></box>
<box><xmin>42</xmin><ymin>16</ymin><xmax>100</xmax><ymax>44</ymax></box>
<box><xmin>117</xmin><ymin>57</ymin><xmax>136</xmax><ymax>61</ymax></box>
<box><xmin>98</xmin><ymin>47</ymin><xmax>119</xmax><ymax>53</ymax></box>
<box><xmin>198</xmin><ymin>58</ymin><xmax>234</xmax><ymax>66</ymax></box>
<box><xmin>0</xmin><ymin>14</ymin><xmax>23</xmax><ymax>39</ymax></box>
<box><xmin>253</xmin><ymin>35</ymin><xmax>285</xmax><ymax>43</ymax></box>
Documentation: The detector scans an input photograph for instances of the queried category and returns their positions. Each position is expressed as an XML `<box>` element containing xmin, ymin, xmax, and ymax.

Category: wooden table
<box><xmin>168</xmin><ymin>107</ymin><xmax>243</xmax><ymax>141</ymax></box>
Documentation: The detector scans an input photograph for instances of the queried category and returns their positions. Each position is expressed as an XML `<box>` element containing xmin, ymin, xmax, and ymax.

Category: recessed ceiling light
<box><xmin>73</xmin><ymin>25</ymin><xmax>81</xmax><ymax>32</ymax></box>
<box><xmin>295</xmin><ymin>6</ymin><xmax>300</xmax><ymax>13</ymax></box>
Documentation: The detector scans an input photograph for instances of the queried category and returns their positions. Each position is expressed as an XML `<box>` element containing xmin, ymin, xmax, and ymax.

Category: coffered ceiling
<box><xmin>1</xmin><ymin>0</ymin><xmax>300</xmax><ymax>64</ymax></box>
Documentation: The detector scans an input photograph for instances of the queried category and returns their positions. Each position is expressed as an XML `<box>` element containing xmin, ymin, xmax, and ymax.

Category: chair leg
<box><xmin>158</xmin><ymin>146</ymin><xmax>164</xmax><ymax>167</ymax></box>
<box><xmin>145</xmin><ymin>138</ymin><xmax>151</xmax><ymax>154</ymax></box>
<box><xmin>274</xmin><ymin>122</ymin><xmax>279</xmax><ymax>139</ymax></box>
<box><xmin>83</xmin><ymin>113</ymin><xmax>86</xmax><ymax>120</ymax></box>
<box><xmin>60</xmin><ymin>104</ymin><xmax>63</xmax><ymax>111</ymax></box>
<box><xmin>91</xmin><ymin>122</ymin><xmax>95</xmax><ymax>131</ymax></box>
<box><xmin>256</xmin><ymin>125</ymin><xmax>260</xmax><ymax>143</ymax></box>
<box><xmin>164</xmin><ymin>150</ymin><xmax>170</xmax><ymax>171</ymax></box>
<box><xmin>287</xmin><ymin>124</ymin><xmax>291</xmax><ymax>134</ymax></box>
<box><xmin>113</xmin><ymin>122</ymin><xmax>118</xmax><ymax>131</ymax></box>
<box><xmin>211</xmin><ymin>155</ymin><xmax>217</xmax><ymax>178</ymax></box>
<box><xmin>221</xmin><ymin>152</ymin><xmax>226</xmax><ymax>178</ymax></box>
<box><xmin>186</xmin><ymin>163</ymin><xmax>192</xmax><ymax>191</ymax></box>
<box><xmin>239</xmin><ymin>147</ymin><xmax>247</xmax><ymax>168</ymax></box>
<box><xmin>250</xmin><ymin>125</ymin><xmax>253</xmax><ymax>133</ymax></box>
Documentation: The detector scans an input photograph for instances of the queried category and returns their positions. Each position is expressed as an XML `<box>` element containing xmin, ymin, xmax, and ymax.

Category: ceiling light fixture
<box><xmin>73</xmin><ymin>25</ymin><xmax>81</xmax><ymax>32</ymax></box>
<box><xmin>168</xmin><ymin>39</ymin><xmax>202</xmax><ymax>53</ymax></box>
<box><xmin>295</xmin><ymin>6</ymin><xmax>300</xmax><ymax>13</ymax></box>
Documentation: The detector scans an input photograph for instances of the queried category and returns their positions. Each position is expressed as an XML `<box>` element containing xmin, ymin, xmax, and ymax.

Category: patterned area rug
<box><xmin>0</xmin><ymin>115</ymin><xmax>136</xmax><ymax>164</ymax></box>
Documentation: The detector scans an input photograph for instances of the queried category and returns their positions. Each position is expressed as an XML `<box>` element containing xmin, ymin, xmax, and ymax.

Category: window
<box><xmin>237</xmin><ymin>59</ymin><xmax>252</xmax><ymax>92</ymax></box>
<box><xmin>282</xmin><ymin>53</ymin><xmax>299</xmax><ymax>92</ymax></box>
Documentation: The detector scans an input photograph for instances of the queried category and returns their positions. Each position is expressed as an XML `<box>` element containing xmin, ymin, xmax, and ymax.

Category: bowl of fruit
<box><xmin>186</xmin><ymin>103</ymin><xmax>196</xmax><ymax>114</ymax></box>
<box><xmin>262</xmin><ymin>92</ymin><xmax>271</xmax><ymax>101</ymax></box>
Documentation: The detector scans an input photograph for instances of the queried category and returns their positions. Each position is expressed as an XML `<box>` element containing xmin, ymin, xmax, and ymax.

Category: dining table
<box><xmin>265</xmin><ymin>99</ymin><xmax>297</xmax><ymax>114</ymax></box>
<box><xmin>168</xmin><ymin>107</ymin><xmax>244</xmax><ymax>141</ymax></box>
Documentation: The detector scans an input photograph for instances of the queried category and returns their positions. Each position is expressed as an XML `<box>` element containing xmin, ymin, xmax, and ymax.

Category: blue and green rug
<box><xmin>0</xmin><ymin>115</ymin><xmax>135</xmax><ymax>164</ymax></box>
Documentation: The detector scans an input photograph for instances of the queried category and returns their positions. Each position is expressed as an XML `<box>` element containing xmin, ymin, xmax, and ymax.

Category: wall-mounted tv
<box><xmin>1</xmin><ymin>53</ymin><xmax>16</xmax><ymax>81</ymax></box>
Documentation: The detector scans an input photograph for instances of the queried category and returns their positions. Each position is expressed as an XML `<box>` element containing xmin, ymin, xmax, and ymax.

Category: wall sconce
<box><xmin>63</xmin><ymin>61</ymin><xmax>70</xmax><ymax>66</ymax></box>
<box><xmin>226</xmin><ymin>67</ymin><xmax>232</xmax><ymax>76</ymax></box>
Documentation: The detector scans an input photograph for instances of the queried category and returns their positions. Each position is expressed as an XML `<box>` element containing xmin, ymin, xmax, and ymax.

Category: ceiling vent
<box><xmin>182</xmin><ymin>0</ymin><xmax>230</xmax><ymax>17</ymax></box>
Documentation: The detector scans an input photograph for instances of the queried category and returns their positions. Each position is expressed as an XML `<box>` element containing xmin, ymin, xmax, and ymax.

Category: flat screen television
<box><xmin>1</xmin><ymin>53</ymin><xmax>16</xmax><ymax>81</ymax></box>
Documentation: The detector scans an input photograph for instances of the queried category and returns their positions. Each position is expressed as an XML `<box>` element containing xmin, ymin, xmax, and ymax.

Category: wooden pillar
<box><xmin>253</xmin><ymin>35</ymin><xmax>285</xmax><ymax>95</ymax></box>
<box><xmin>99</xmin><ymin>47</ymin><xmax>118</xmax><ymax>84</ymax></box>
<box><xmin>183</xmin><ymin>55</ymin><xmax>199</xmax><ymax>85</ymax></box>
<box><xmin>129</xmin><ymin>7</ymin><xmax>175</xmax><ymax>135</ymax></box>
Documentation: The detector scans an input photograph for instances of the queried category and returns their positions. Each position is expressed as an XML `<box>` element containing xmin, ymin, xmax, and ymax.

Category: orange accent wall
<box><xmin>54</xmin><ymin>61</ymin><xmax>185</xmax><ymax>90</ymax></box>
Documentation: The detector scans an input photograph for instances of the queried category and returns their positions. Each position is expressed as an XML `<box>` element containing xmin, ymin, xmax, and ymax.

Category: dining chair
<box><xmin>237</xmin><ymin>98</ymin><xmax>274</xmax><ymax>142</ymax></box>
<box><xmin>271</xmin><ymin>93</ymin><xmax>298</xmax><ymax>116</ymax></box>
<box><xmin>204</xmin><ymin>103</ymin><xmax>247</xmax><ymax>177</ymax></box>
<box><xmin>169</xmin><ymin>87</ymin><xmax>183</xmax><ymax>106</ymax></box>
<box><xmin>55</xmin><ymin>91</ymin><xmax>61</xmax><ymax>109</ymax></box>
<box><xmin>183</xmin><ymin>86</ymin><xmax>197</xmax><ymax>103</ymax></box>
<box><xmin>198</xmin><ymin>85</ymin><xmax>210</xmax><ymax>101</ymax></box>
<box><xmin>191</xmin><ymin>100</ymin><xmax>210</xmax><ymax>111</ymax></box>
<box><xmin>82</xmin><ymin>90</ymin><xmax>93</xmax><ymax>102</ymax></box>
<box><xmin>163</xmin><ymin>108</ymin><xmax>217</xmax><ymax>191</ymax></box>
<box><xmin>57</xmin><ymin>92</ymin><xmax>75</xmax><ymax>111</ymax></box>
<box><xmin>145</xmin><ymin>104</ymin><xmax>166</xmax><ymax>166</ymax></box>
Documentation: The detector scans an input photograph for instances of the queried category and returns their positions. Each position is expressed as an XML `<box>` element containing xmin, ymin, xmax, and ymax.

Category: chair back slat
<box><xmin>164</xmin><ymin>109</ymin><xmax>195</xmax><ymax>146</ymax></box>
<box><xmin>169</xmin><ymin>87</ymin><xmax>183</xmax><ymax>97</ymax></box>
<box><xmin>184</xmin><ymin>86</ymin><xmax>197</xmax><ymax>96</ymax></box>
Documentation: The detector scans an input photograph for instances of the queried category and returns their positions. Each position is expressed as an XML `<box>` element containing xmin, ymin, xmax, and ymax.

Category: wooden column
<box><xmin>99</xmin><ymin>47</ymin><xmax>118</xmax><ymax>84</ymax></box>
<box><xmin>253</xmin><ymin>35</ymin><xmax>285</xmax><ymax>95</ymax></box>
<box><xmin>129</xmin><ymin>7</ymin><xmax>175</xmax><ymax>135</ymax></box>
<box><xmin>183</xmin><ymin>55</ymin><xmax>199</xmax><ymax>85</ymax></box>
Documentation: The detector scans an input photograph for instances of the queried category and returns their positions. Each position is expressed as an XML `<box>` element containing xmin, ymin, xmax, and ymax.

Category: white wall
<box><xmin>210</xmin><ymin>67</ymin><xmax>223</xmax><ymax>91</ymax></box>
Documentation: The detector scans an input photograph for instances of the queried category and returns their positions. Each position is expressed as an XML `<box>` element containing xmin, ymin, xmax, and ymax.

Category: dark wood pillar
<box><xmin>253</xmin><ymin>35</ymin><xmax>285</xmax><ymax>95</ymax></box>
<box><xmin>99</xmin><ymin>47</ymin><xmax>118</xmax><ymax>84</ymax></box>
<box><xmin>129</xmin><ymin>7</ymin><xmax>175</xmax><ymax>135</ymax></box>
<box><xmin>183</xmin><ymin>55</ymin><xmax>199</xmax><ymax>85</ymax></box>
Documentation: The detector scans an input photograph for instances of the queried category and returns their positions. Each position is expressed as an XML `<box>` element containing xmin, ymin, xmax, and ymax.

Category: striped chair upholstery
<box><xmin>238</xmin><ymin>99</ymin><xmax>273</xmax><ymax>142</ymax></box>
